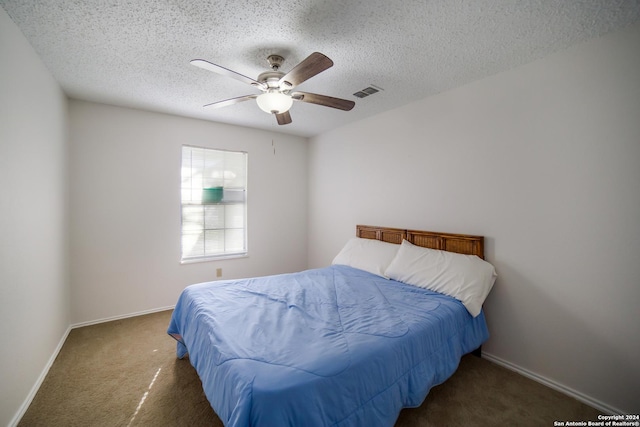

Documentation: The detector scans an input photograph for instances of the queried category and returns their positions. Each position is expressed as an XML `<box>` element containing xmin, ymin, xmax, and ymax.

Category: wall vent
<box><xmin>353</xmin><ymin>85</ymin><xmax>383</xmax><ymax>98</ymax></box>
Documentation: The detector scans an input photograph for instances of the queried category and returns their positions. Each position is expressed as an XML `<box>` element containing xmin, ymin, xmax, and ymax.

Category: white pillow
<box><xmin>385</xmin><ymin>240</ymin><xmax>497</xmax><ymax>317</ymax></box>
<box><xmin>332</xmin><ymin>237</ymin><xmax>400</xmax><ymax>278</ymax></box>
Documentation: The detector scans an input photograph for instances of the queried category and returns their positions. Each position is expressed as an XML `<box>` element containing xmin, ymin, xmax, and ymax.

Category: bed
<box><xmin>167</xmin><ymin>225</ymin><xmax>496</xmax><ymax>426</ymax></box>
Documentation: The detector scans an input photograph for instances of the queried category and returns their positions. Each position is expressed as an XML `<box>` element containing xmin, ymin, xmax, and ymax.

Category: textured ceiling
<box><xmin>2</xmin><ymin>0</ymin><xmax>640</xmax><ymax>137</ymax></box>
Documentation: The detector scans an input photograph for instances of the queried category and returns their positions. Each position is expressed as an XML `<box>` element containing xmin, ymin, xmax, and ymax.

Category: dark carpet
<box><xmin>18</xmin><ymin>310</ymin><xmax>602</xmax><ymax>426</ymax></box>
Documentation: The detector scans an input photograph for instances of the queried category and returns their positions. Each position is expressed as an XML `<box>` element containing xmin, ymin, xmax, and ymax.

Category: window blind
<box><xmin>181</xmin><ymin>145</ymin><xmax>247</xmax><ymax>261</ymax></box>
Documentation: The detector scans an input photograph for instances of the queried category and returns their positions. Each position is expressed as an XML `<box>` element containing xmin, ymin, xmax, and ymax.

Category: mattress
<box><xmin>167</xmin><ymin>264</ymin><xmax>489</xmax><ymax>426</ymax></box>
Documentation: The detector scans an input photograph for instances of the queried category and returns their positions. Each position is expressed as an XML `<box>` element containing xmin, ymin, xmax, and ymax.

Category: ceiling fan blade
<box><xmin>291</xmin><ymin>91</ymin><xmax>355</xmax><ymax>111</ymax></box>
<box><xmin>191</xmin><ymin>59</ymin><xmax>265</xmax><ymax>89</ymax></box>
<box><xmin>203</xmin><ymin>94</ymin><xmax>258</xmax><ymax>109</ymax></box>
<box><xmin>276</xmin><ymin>111</ymin><xmax>292</xmax><ymax>125</ymax></box>
<box><xmin>279</xmin><ymin>52</ymin><xmax>333</xmax><ymax>89</ymax></box>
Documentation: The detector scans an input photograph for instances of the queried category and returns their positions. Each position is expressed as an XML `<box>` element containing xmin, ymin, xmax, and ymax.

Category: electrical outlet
<box><xmin>216</xmin><ymin>268</ymin><xmax>222</xmax><ymax>278</ymax></box>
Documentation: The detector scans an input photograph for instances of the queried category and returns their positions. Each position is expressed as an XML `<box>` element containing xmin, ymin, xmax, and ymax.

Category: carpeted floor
<box><xmin>18</xmin><ymin>310</ymin><xmax>602</xmax><ymax>426</ymax></box>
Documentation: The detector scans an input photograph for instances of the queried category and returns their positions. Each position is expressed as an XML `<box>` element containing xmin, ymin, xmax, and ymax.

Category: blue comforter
<box><xmin>167</xmin><ymin>265</ymin><xmax>489</xmax><ymax>426</ymax></box>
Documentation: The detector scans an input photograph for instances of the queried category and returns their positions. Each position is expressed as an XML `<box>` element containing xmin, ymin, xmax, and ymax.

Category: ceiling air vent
<box><xmin>353</xmin><ymin>85</ymin><xmax>383</xmax><ymax>98</ymax></box>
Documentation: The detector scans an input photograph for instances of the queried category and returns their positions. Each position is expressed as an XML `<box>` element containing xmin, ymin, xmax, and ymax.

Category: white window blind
<box><xmin>181</xmin><ymin>145</ymin><xmax>247</xmax><ymax>261</ymax></box>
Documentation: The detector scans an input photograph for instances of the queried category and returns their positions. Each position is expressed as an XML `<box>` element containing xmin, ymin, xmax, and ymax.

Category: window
<box><xmin>181</xmin><ymin>145</ymin><xmax>247</xmax><ymax>262</ymax></box>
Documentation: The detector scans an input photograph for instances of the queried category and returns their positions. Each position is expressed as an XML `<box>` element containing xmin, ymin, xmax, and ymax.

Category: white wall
<box><xmin>0</xmin><ymin>8</ymin><xmax>70</xmax><ymax>426</ymax></box>
<box><xmin>68</xmin><ymin>100</ymin><xmax>308</xmax><ymax>324</ymax></box>
<box><xmin>308</xmin><ymin>22</ymin><xmax>640</xmax><ymax>414</ymax></box>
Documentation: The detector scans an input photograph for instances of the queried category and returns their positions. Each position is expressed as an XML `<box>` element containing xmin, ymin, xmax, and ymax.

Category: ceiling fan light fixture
<box><xmin>256</xmin><ymin>91</ymin><xmax>293</xmax><ymax>114</ymax></box>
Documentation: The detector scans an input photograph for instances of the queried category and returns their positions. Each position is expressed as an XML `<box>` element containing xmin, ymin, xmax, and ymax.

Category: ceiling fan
<box><xmin>191</xmin><ymin>52</ymin><xmax>355</xmax><ymax>125</ymax></box>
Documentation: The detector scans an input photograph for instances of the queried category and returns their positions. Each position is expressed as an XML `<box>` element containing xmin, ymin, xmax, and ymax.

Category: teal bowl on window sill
<box><xmin>202</xmin><ymin>187</ymin><xmax>223</xmax><ymax>203</ymax></box>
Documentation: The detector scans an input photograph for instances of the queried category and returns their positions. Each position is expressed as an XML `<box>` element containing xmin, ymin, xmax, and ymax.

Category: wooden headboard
<box><xmin>356</xmin><ymin>225</ymin><xmax>485</xmax><ymax>259</ymax></box>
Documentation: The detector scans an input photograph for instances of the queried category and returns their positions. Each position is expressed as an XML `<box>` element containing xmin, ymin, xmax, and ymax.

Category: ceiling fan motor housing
<box><xmin>257</xmin><ymin>71</ymin><xmax>286</xmax><ymax>89</ymax></box>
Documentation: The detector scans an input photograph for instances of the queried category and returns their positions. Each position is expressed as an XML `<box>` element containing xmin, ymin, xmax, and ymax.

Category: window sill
<box><xmin>180</xmin><ymin>253</ymin><xmax>248</xmax><ymax>264</ymax></box>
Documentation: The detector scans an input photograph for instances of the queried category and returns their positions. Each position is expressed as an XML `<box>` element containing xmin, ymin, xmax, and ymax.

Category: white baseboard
<box><xmin>9</xmin><ymin>325</ymin><xmax>72</xmax><ymax>427</ymax></box>
<box><xmin>482</xmin><ymin>352</ymin><xmax>624</xmax><ymax>416</ymax></box>
<box><xmin>10</xmin><ymin>305</ymin><xmax>175</xmax><ymax>426</ymax></box>
<box><xmin>70</xmin><ymin>305</ymin><xmax>175</xmax><ymax>329</ymax></box>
